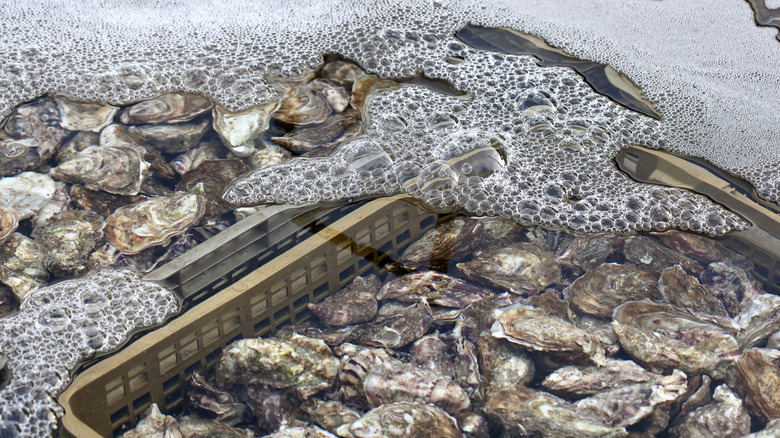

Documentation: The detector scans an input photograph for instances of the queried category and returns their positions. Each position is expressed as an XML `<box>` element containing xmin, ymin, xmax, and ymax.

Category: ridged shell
<box><xmin>458</xmin><ymin>242</ymin><xmax>560</xmax><ymax>295</ymax></box>
<box><xmin>50</xmin><ymin>145</ymin><xmax>150</xmax><ymax>195</ymax></box>
<box><xmin>658</xmin><ymin>264</ymin><xmax>728</xmax><ymax>317</ymax></box>
<box><xmin>0</xmin><ymin>286</ymin><xmax>20</xmax><ymax>317</ymax></box>
<box><xmin>53</xmin><ymin>97</ymin><xmax>117</xmax><ymax>132</ymax></box>
<box><xmin>36</xmin><ymin>210</ymin><xmax>104</xmax><ymax>277</ymax></box>
<box><xmin>69</xmin><ymin>184</ymin><xmax>147</xmax><ymax>217</ymax></box>
<box><xmin>177</xmin><ymin>158</ymin><xmax>249</xmax><ymax>217</ymax></box>
<box><xmin>668</xmin><ymin>384</ymin><xmax>750</xmax><ymax>438</ymax></box>
<box><xmin>273</xmin><ymin>82</ymin><xmax>331</xmax><ymax>126</ymax></box>
<box><xmin>0</xmin><ymin>172</ymin><xmax>57</xmax><ymax>220</ymax></box>
<box><xmin>735</xmin><ymin>293</ymin><xmax>780</xmax><ymax>349</ymax></box>
<box><xmin>395</xmin><ymin>217</ymin><xmax>480</xmax><ymax>271</ymax></box>
<box><xmin>0</xmin><ymin>232</ymin><xmax>48</xmax><ymax>298</ymax></box>
<box><xmin>308</xmin><ymin>275</ymin><xmax>379</xmax><ymax>327</ymax></box>
<box><xmin>731</xmin><ymin>349</ymin><xmax>780</xmax><ymax>423</ymax></box>
<box><xmin>568</xmin><ymin>262</ymin><xmax>658</xmax><ymax>318</ymax></box>
<box><xmin>105</xmin><ymin>192</ymin><xmax>204</xmax><ymax>254</ymax></box>
<box><xmin>542</xmin><ymin>358</ymin><xmax>661</xmax><ymax>397</ymax></box>
<box><xmin>347</xmin><ymin>402</ymin><xmax>462</xmax><ymax>438</ymax></box>
<box><xmin>212</xmin><ymin>99</ymin><xmax>280</xmax><ymax>157</ymax></box>
<box><xmin>272</xmin><ymin>109</ymin><xmax>362</xmax><ymax>155</ymax></box>
<box><xmin>556</xmin><ymin>233</ymin><xmax>616</xmax><ymax>272</ymax></box>
<box><xmin>0</xmin><ymin>97</ymin><xmax>68</xmax><ymax>176</ymax></box>
<box><xmin>300</xmin><ymin>399</ymin><xmax>360</xmax><ymax>436</ymax></box>
<box><xmin>478</xmin><ymin>331</ymin><xmax>535</xmax><ymax>399</ymax></box>
<box><xmin>377</xmin><ymin>270</ymin><xmax>491</xmax><ymax>308</ymax></box>
<box><xmin>127</xmin><ymin>119</ymin><xmax>210</xmax><ymax>154</ymax></box>
<box><xmin>119</xmin><ymin>93</ymin><xmax>212</xmax><ymax>125</ymax></box>
<box><xmin>342</xmin><ymin>299</ymin><xmax>432</xmax><ymax>349</ymax></box>
<box><xmin>623</xmin><ymin>236</ymin><xmax>703</xmax><ymax>275</ymax></box>
<box><xmin>0</xmin><ymin>207</ymin><xmax>19</xmax><ymax>243</ymax></box>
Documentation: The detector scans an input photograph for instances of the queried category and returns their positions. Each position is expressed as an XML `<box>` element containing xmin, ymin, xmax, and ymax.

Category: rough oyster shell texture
<box><xmin>458</xmin><ymin>241</ymin><xmax>560</xmax><ymax>295</ymax></box>
<box><xmin>50</xmin><ymin>145</ymin><xmax>151</xmax><ymax>195</ymax></box>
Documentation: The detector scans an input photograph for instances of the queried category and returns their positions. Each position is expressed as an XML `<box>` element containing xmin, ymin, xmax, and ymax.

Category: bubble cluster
<box><xmin>0</xmin><ymin>270</ymin><xmax>178</xmax><ymax>437</ymax></box>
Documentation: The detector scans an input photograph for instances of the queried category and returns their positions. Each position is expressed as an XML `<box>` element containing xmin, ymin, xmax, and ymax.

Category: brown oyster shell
<box><xmin>485</xmin><ymin>385</ymin><xmax>628</xmax><ymax>437</ymax></box>
<box><xmin>1</xmin><ymin>97</ymin><xmax>68</xmax><ymax>176</ymax></box>
<box><xmin>0</xmin><ymin>207</ymin><xmax>19</xmax><ymax>243</ymax></box>
<box><xmin>731</xmin><ymin>349</ymin><xmax>780</xmax><ymax>423</ymax></box>
<box><xmin>573</xmin><ymin>313</ymin><xmax>621</xmax><ymax>356</ymax></box>
<box><xmin>743</xmin><ymin>418</ymin><xmax>780</xmax><ymax>437</ymax></box>
<box><xmin>36</xmin><ymin>210</ymin><xmax>104</xmax><ymax>277</ymax></box>
<box><xmin>264</xmin><ymin>426</ymin><xmax>336</xmax><ymax>438</ymax></box>
<box><xmin>623</xmin><ymin>236</ymin><xmax>703</xmax><ymax>275</ymax></box>
<box><xmin>105</xmin><ymin>192</ymin><xmax>204</xmax><ymax>254</ymax></box>
<box><xmin>658</xmin><ymin>264</ymin><xmax>728</xmax><ymax>317</ymax></box>
<box><xmin>394</xmin><ymin>216</ymin><xmax>481</xmax><ymax>271</ymax></box>
<box><xmin>491</xmin><ymin>303</ymin><xmax>606</xmax><ymax>366</ymax></box>
<box><xmin>171</xmin><ymin>139</ymin><xmax>225</xmax><ymax>174</ymax></box>
<box><xmin>612</xmin><ymin>300</ymin><xmax>740</xmax><ymax>378</ymax></box>
<box><xmin>51</xmin><ymin>145</ymin><xmax>151</xmax><ymax>195</ymax></box>
<box><xmin>342</xmin><ymin>299</ymin><xmax>432</xmax><ymax>349</ymax></box>
<box><xmin>556</xmin><ymin>233</ymin><xmax>617</xmax><ymax>272</ymax></box>
<box><xmin>734</xmin><ymin>293</ymin><xmax>780</xmax><ymax>349</ymax></box>
<box><xmin>127</xmin><ymin>119</ymin><xmax>210</xmax><ymax>154</ymax></box>
<box><xmin>347</xmin><ymin>402</ymin><xmax>462</xmax><ymax>438</ymax></box>
<box><xmin>212</xmin><ymin>99</ymin><xmax>280</xmax><ymax>157</ymax></box>
<box><xmin>187</xmin><ymin>372</ymin><xmax>247</xmax><ymax>426</ymax></box>
<box><xmin>0</xmin><ymin>285</ymin><xmax>20</xmax><ymax>317</ymax></box>
<box><xmin>307</xmin><ymin>275</ymin><xmax>379</xmax><ymax>327</ymax></box>
<box><xmin>411</xmin><ymin>332</ymin><xmax>456</xmax><ymax>376</ymax></box>
<box><xmin>246</xmin><ymin>144</ymin><xmax>291</xmax><ymax>170</ymax></box>
<box><xmin>542</xmin><ymin>358</ymin><xmax>661</xmax><ymax>397</ymax></box>
<box><xmin>273</xmin><ymin>81</ymin><xmax>332</xmax><ymax>126</ymax></box>
<box><xmin>350</xmin><ymin>74</ymin><xmax>400</xmax><ymax>115</ymax></box>
<box><xmin>654</xmin><ymin>230</ymin><xmax>742</xmax><ymax>265</ymax></box>
<box><xmin>55</xmin><ymin>131</ymin><xmax>99</xmax><ymax>164</ymax></box>
<box><xmin>53</xmin><ymin>97</ymin><xmax>117</xmax><ymax>132</ymax></box>
<box><xmin>668</xmin><ymin>383</ymin><xmax>750</xmax><ymax>438</ymax></box>
<box><xmin>699</xmin><ymin>259</ymin><xmax>764</xmax><ymax>316</ymax></box>
<box><xmin>309</xmin><ymin>79</ymin><xmax>350</xmax><ymax>113</ymax></box>
<box><xmin>458</xmin><ymin>242</ymin><xmax>560</xmax><ymax>295</ymax></box>
<box><xmin>216</xmin><ymin>333</ymin><xmax>339</xmax><ymax>399</ymax></box>
<box><xmin>272</xmin><ymin>109</ymin><xmax>363</xmax><ymax>155</ymax></box>
<box><xmin>453</xmin><ymin>292</ymin><xmax>516</xmax><ymax>343</ymax></box>
<box><xmin>119</xmin><ymin>92</ymin><xmax>212</xmax><ymax>125</ymax></box>
<box><xmin>568</xmin><ymin>262</ymin><xmax>658</xmax><ymax>318</ymax></box>
<box><xmin>526</xmin><ymin>290</ymin><xmax>575</xmax><ymax>322</ymax></box>
<box><xmin>0</xmin><ymin>232</ymin><xmax>48</xmax><ymax>298</ymax></box>
<box><xmin>29</xmin><ymin>182</ymin><xmax>72</xmax><ymax>234</ymax></box>
<box><xmin>69</xmin><ymin>184</ymin><xmax>147</xmax><ymax>217</ymax></box>
<box><xmin>177</xmin><ymin>158</ymin><xmax>250</xmax><ymax>217</ymax></box>
<box><xmin>377</xmin><ymin>270</ymin><xmax>491</xmax><ymax>308</ymax></box>
<box><xmin>478</xmin><ymin>331</ymin><xmax>534</xmax><ymax>399</ymax></box>
<box><xmin>300</xmin><ymin>399</ymin><xmax>360</xmax><ymax>436</ymax></box>
<box><xmin>320</xmin><ymin>60</ymin><xmax>366</xmax><ymax>87</ymax></box>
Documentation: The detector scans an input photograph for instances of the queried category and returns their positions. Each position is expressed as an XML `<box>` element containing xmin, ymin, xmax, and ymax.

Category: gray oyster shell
<box><xmin>542</xmin><ymin>358</ymin><xmax>661</xmax><ymax>397</ymax></box>
<box><xmin>187</xmin><ymin>372</ymin><xmax>247</xmax><ymax>426</ymax></box>
<box><xmin>320</xmin><ymin>61</ymin><xmax>365</xmax><ymax>87</ymax></box>
<box><xmin>0</xmin><ymin>171</ymin><xmax>57</xmax><ymax>219</ymax></box>
<box><xmin>734</xmin><ymin>293</ymin><xmax>780</xmax><ymax>349</ymax></box>
<box><xmin>556</xmin><ymin>233</ymin><xmax>617</xmax><ymax>272</ymax></box>
<box><xmin>654</xmin><ymin>230</ymin><xmax>742</xmax><ymax>265</ymax></box>
<box><xmin>377</xmin><ymin>270</ymin><xmax>491</xmax><ymax>308</ymax></box>
<box><xmin>36</xmin><ymin>210</ymin><xmax>104</xmax><ymax>277</ymax></box>
<box><xmin>272</xmin><ymin>81</ymin><xmax>331</xmax><ymax>126</ymax></box>
<box><xmin>119</xmin><ymin>92</ymin><xmax>212</xmax><ymax>125</ymax></box>
<box><xmin>216</xmin><ymin>333</ymin><xmax>339</xmax><ymax>399</ymax></box>
<box><xmin>105</xmin><ymin>192</ymin><xmax>204</xmax><ymax>254</ymax></box>
<box><xmin>394</xmin><ymin>217</ymin><xmax>480</xmax><ymax>271</ymax></box>
<box><xmin>567</xmin><ymin>262</ymin><xmax>658</xmax><ymax>318</ymax></box>
<box><xmin>55</xmin><ymin>131</ymin><xmax>99</xmax><ymax>164</ymax></box>
<box><xmin>0</xmin><ymin>285</ymin><xmax>20</xmax><ymax>317</ymax></box>
<box><xmin>264</xmin><ymin>426</ymin><xmax>336</xmax><ymax>438</ymax></box>
<box><xmin>658</xmin><ymin>264</ymin><xmax>728</xmax><ymax>317</ymax></box>
<box><xmin>310</xmin><ymin>79</ymin><xmax>350</xmax><ymax>113</ymax></box>
<box><xmin>308</xmin><ymin>275</ymin><xmax>379</xmax><ymax>327</ymax></box>
<box><xmin>212</xmin><ymin>100</ymin><xmax>279</xmax><ymax>157</ymax></box>
<box><xmin>452</xmin><ymin>292</ymin><xmax>516</xmax><ymax>343</ymax></box>
<box><xmin>572</xmin><ymin>313</ymin><xmax>620</xmax><ymax>356</ymax></box>
<box><xmin>743</xmin><ymin>418</ymin><xmax>780</xmax><ymax>437</ymax></box>
<box><xmin>0</xmin><ymin>207</ymin><xmax>18</xmax><ymax>243</ymax></box>
<box><xmin>485</xmin><ymin>385</ymin><xmax>628</xmax><ymax>437</ymax></box>
<box><xmin>127</xmin><ymin>119</ymin><xmax>210</xmax><ymax>154</ymax></box>
<box><xmin>699</xmin><ymin>260</ymin><xmax>764</xmax><ymax>316</ymax></box>
<box><xmin>478</xmin><ymin>331</ymin><xmax>534</xmax><ymax>399</ymax></box>
<box><xmin>247</xmin><ymin>145</ymin><xmax>292</xmax><ymax>170</ymax></box>
<box><xmin>346</xmin><ymin>402</ymin><xmax>462</xmax><ymax>438</ymax></box>
<box><xmin>300</xmin><ymin>399</ymin><xmax>360</xmax><ymax>435</ymax></box>
<box><xmin>0</xmin><ymin>233</ymin><xmax>48</xmax><ymax>298</ymax></box>
<box><xmin>573</xmin><ymin>370</ymin><xmax>688</xmax><ymax>428</ymax></box>
<box><xmin>272</xmin><ymin>109</ymin><xmax>363</xmax><ymax>155</ymax></box>
<box><xmin>0</xmin><ymin>97</ymin><xmax>68</xmax><ymax>176</ymax></box>
<box><xmin>612</xmin><ymin>300</ymin><xmax>740</xmax><ymax>378</ymax></box>
<box><xmin>623</xmin><ymin>236</ymin><xmax>703</xmax><ymax>275</ymax></box>
<box><xmin>29</xmin><ymin>182</ymin><xmax>72</xmax><ymax>234</ymax></box>
<box><xmin>411</xmin><ymin>332</ymin><xmax>456</xmax><ymax>377</ymax></box>
<box><xmin>458</xmin><ymin>242</ymin><xmax>560</xmax><ymax>295</ymax></box>
<box><xmin>730</xmin><ymin>349</ymin><xmax>780</xmax><ymax>423</ymax></box>
<box><xmin>121</xmin><ymin>403</ymin><xmax>253</xmax><ymax>438</ymax></box>
<box><xmin>342</xmin><ymin>299</ymin><xmax>432</xmax><ymax>349</ymax></box>
<box><xmin>171</xmin><ymin>139</ymin><xmax>224</xmax><ymax>175</ymax></box>
<box><xmin>668</xmin><ymin>384</ymin><xmax>750</xmax><ymax>438</ymax></box>
<box><xmin>50</xmin><ymin>145</ymin><xmax>151</xmax><ymax>195</ymax></box>
<box><xmin>491</xmin><ymin>303</ymin><xmax>606</xmax><ymax>366</ymax></box>
<box><xmin>53</xmin><ymin>97</ymin><xmax>117</xmax><ymax>132</ymax></box>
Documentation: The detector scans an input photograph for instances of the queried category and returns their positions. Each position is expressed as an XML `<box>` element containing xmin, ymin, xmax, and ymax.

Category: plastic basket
<box><xmin>58</xmin><ymin>195</ymin><xmax>437</xmax><ymax>437</ymax></box>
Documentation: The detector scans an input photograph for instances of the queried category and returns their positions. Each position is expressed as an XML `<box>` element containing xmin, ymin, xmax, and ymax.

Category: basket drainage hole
<box><xmin>110</xmin><ymin>406</ymin><xmax>130</xmax><ymax>425</ymax></box>
<box><xmin>339</xmin><ymin>266</ymin><xmax>355</xmax><ymax>282</ymax></box>
<box><xmin>132</xmin><ymin>392</ymin><xmax>151</xmax><ymax>411</ymax></box>
<box><xmin>163</xmin><ymin>375</ymin><xmax>180</xmax><ymax>392</ymax></box>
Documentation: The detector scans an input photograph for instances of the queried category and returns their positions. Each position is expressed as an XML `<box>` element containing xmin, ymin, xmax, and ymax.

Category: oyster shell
<box><xmin>187</xmin><ymin>372</ymin><xmax>247</xmax><ymax>426</ymax></box>
<box><xmin>658</xmin><ymin>264</ymin><xmax>728</xmax><ymax>317</ymax></box>
<box><xmin>734</xmin><ymin>293</ymin><xmax>780</xmax><ymax>349</ymax></box>
<box><xmin>236</xmin><ymin>386</ymin><xmax>306</xmax><ymax>431</ymax></box>
<box><xmin>177</xmin><ymin>158</ymin><xmax>250</xmax><ymax>217</ymax></box>
<box><xmin>0</xmin><ymin>207</ymin><xmax>19</xmax><ymax>243</ymax></box>
<box><xmin>699</xmin><ymin>259</ymin><xmax>764</xmax><ymax>316</ymax></box>
<box><xmin>69</xmin><ymin>184</ymin><xmax>147</xmax><ymax>217</ymax></box>
<box><xmin>611</xmin><ymin>300</ymin><xmax>740</xmax><ymax>378</ymax></box>
<box><xmin>53</xmin><ymin>97</ymin><xmax>117</xmax><ymax>132</ymax></box>
<box><xmin>320</xmin><ymin>61</ymin><xmax>366</xmax><ymax>87</ymax></box>
<box><xmin>346</xmin><ymin>402</ymin><xmax>462</xmax><ymax>438</ymax></box>
<box><xmin>308</xmin><ymin>275</ymin><xmax>379</xmax><ymax>327</ymax></box>
<box><xmin>572</xmin><ymin>313</ymin><xmax>620</xmax><ymax>356</ymax></box>
<box><xmin>623</xmin><ymin>236</ymin><xmax>703</xmax><ymax>275</ymax></box>
<box><xmin>731</xmin><ymin>348</ymin><xmax>780</xmax><ymax>423</ymax></box>
<box><xmin>36</xmin><ymin>210</ymin><xmax>104</xmax><ymax>277</ymax></box>
<box><xmin>567</xmin><ymin>262</ymin><xmax>658</xmax><ymax>318</ymax></box>
<box><xmin>557</xmin><ymin>234</ymin><xmax>617</xmax><ymax>272</ymax></box>
<box><xmin>668</xmin><ymin>384</ymin><xmax>750</xmax><ymax>438</ymax></box>
<box><xmin>29</xmin><ymin>182</ymin><xmax>72</xmax><ymax>234</ymax></box>
<box><xmin>119</xmin><ymin>92</ymin><xmax>212</xmax><ymax>125</ymax></box>
<box><xmin>216</xmin><ymin>333</ymin><xmax>339</xmax><ymax>399</ymax></box>
<box><xmin>119</xmin><ymin>403</ymin><xmax>180</xmax><ymax>438</ymax></box>
<box><xmin>105</xmin><ymin>192</ymin><xmax>205</xmax><ymax>254</ymax></box>
<box><xmin>342</xmin><ymin>299</ymin><xmax>432</xmax><ymax>349</ymax></box>
<box><xmin>458</xmin><ymin>242</ymin><xmax>560</xmax><ymax>295</ymax></box>
<box><xmin>478</xmin><ymin>331</ymin><xmax>534</xmax><ymax>399</ymax></box>
<box><xmin>0</xmin><ymin>97</ymin><xmax>68</xmax><ymax>176</ymax></box>
<box><xmin>273</xmin><ymin>82</ymin><xmax>331</xmax><ymax>126</ymax></box>
<box><xmin>0</xmin><ymin>171</ymin><xmax>57</xmax><ymax>219</ymax></box>
<box><xmin>0</xmin><ymin>233</ymin><xmax>48</xmax><ymax>298</ymax></box>
<box><xmin>247</xmin><ymin>145</ymin><xmax>292</xmax><ymax>170</ymax></box>
<box><xmin>453</xmin><ymin>292</ymin><xmax>516</xmax><ymax>343</ymax></box>
<box><xmin>525</xmin><ymin>290</ymin><xmax>575</xmax><ymax>322</ymax></box>
<box><xmin>55</xmin><ymin>131</ymin><xmax>100</xmax><ymax>164</ymax></box>
<box><xmin>171</xmin><ymin>139</ymin><xmax>225</xmax><ymax>175</ymax></box>
<box><xmin>377</xmin><ymin>270</ymin><xmax>491</xmax><ymax>308</ymax></box>
<box><xmin>542</xmin><ymin>358</ymin><xmax>661</xmax><ymax>397</ymax></box>
<box><xmin>350</xmin><ymin>74</ymin><xmax>400</xmax><ymax>115</ymax></box>
<box><xmin>264</xmin><ymin>426</ymin><xmax>336</xmax><ymax>438</ymax></box>
<box><xmin>51</xmin><ymin>145</ymin><xmax>151</xmax><ymax>195</ymax></box>
<box><xmin>0</xmin><ymin>285</ymin><xmax>20</xmax><ymax>317</ymax></box>
<box><xmin>485</xmin><ymin>385</ymin><xmax>628</xmax><ymax>437</ymax></box>
<box><xmin>491</xmin><ymin>303</ymin><xmax>606</xmax><ymax>366</ymax></box>
<box><xmin>272</xmin><ymin>110</ymin><xmax>362</xmax><ymax>155</ymax></box>
<box><xmin>654</xmin><ymin>230</ymin><xmax>742</xmax><ymax>265</ymax></box>
<box><xmin>127</xmin><ymin>119</ymin><xmax>210</xmax><ymax>154</ymax></box>
<box><xmin>310</xmin><ymin>79</ymin><xmax>350</xmax><ymax>113</ymax></box>
<box><xmin>743</xmin><ymin>418</ymin><xmax>780</xmax><ymax>437</ymax></box>
<box><xmin>573</xmin><ymin>370</ymin><xmax>688</xmax><ymax>428</ymax></box>
<box><xmin>212</xmin><ymin>99</ymin><xmax>280</xmax><ymax>157</ymax></box>
<box><xmin>394</xmin><ymin>217</ymin><xmax>480</xmax><ymax>271</ymax></box>
<box><xmin>300</xmin><ymin>399</ymin><xmax>360</xmax><ymax>435</ymax></box>
<box><xmin>411</xmin><ymin>332</ymin><xmax>455</xmax><ymax>376</ymax></box>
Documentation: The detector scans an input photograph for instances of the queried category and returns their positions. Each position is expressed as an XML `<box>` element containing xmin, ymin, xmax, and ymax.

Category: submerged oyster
<box><xmin>0</xmin><ymin>286</ymin><xmax>19</xmax><ymax>317</ymax></box>
<box><xmin>0</xmin><ymin>233</ymin><xmax>48</xmax><ymax>298</ymax></box>
<box><xmin>485</xmin><ymin>385</ymin><xmax>628</xmax><ymax>437</ymax></box>
<box><xmin>121</xmin><ymin>403</ymin><xmax>252</xmax><ymax>438</ymax></box>
<box><xmin>731</xmin><ymin>349</ymin><xmax>780</xmax><ymax>423</ymax></box>
<box><xmin>478</xmin><ymin>331</ymin><xmax>535</xmax><ymax>399</ymax></box>
<box><xmin>187</xmin><ymin>372</ymin><xmax>247</xmax><ymax>426</ymax></box>
<box><xmin>51</xmin><ymin>145</ymin><xmax>151</xmax><ymax>195</ymax></box>
<box><xmin>458</xmin><ymin>242</ymin><xmax>560</xmax><ymax>295</ymax></box>
<box><xmin>567</xmin><ymin>262</ymin><xmax>658</xmax><ymax>318</ymax></box>
<box><xmin>347</xmin><ymin>402</ymin><xmax>462</xmax><ymax>438</ymax></box>
<box><xmin>0</xmin><ymin>171</ymin><xmax>57</xmax><ymax>219</ymax></box>
<box><xmin>177</xmin><ymin>158</ymin><xmax>249</xmax><ymax>217</ymax></box>
<box><xmin>127</xmin><ymin>119</ymin><xmax>210</xmax><ymax>154</ymax></box>
<box><xmin>300</xmin><ymin>399</ymin><xmax>361</xmax><ymax>435</ymax></box>
<box><xmin>69</xmin><ymin>184</ymin><xmax>146</xmax><ymax>217</ymax></box>
<box><xmin>55</xmin><ymin>131</ymin><xmax>100</xmax><ymax>164</ymax></box>
<box><xmin>699</xmin><ymin>259</ymin><xmax>764</xmax><ymax>316</ymax></box>
<box><xmin>36</xmin><ymin>210</ymin><xmax>104</xmax><ymax>277</ymax></box>
<box><xmin>668</xmin><ymin>384</ymin><xmax>750</xmax><ymax>438</ymax></box>
<box><xmin>658</xmin><ymin>264</ymin><xmax>728</xmax><ymax>317</ymax></box>
<box><xmin>654</xmin><ymin>230</ymin><xmax>741</xmax><ymax>265</ymax></box>
<box><xmin>272</xmin><ymin>110</ymin><xmax>363</xmax><ymax>155</ymax></box>
<box><xmin>53</xmin><ymin>97</ymin><xmax>117</xmax><ymax>132</ymax></box>
<box><xmin>734</xmin><ymin>293</ymin><xmax>780</xmax><ymax>349</ymax></box>
<box><xmin>119</xmin><ymin>92</ymin><xmax>212</xmax><ymax>125</ymax></box>
<box><xmin>1</xmin><ymin>97</ymin><xmax>68</xmax><ymax>176</ymax></box>
<box><xmin>377</xmin><ymin>270</ymin><xmax>491</xmax><ymax>308</ymax></box>
<box><xmin>542</xmin><ymin>358</ymin><xmax>661</xmax><ymax>397</ymax></box>
<box><xmin>264</xmin><ymin>426</ymin><xmax>336</xmax><ymax>438</ymax></box>
<box><xmin>343</xmin><ymin>299</ymin><xmax>432</xmax><ymax>349</ymax></box>
<box><xmin>273</xmin><ymin>81</ymin><xmax>331</xmax><ymax>126</ymax></box>
<box><xmin>308</xmin><ymin>275</ymin><xmax>379</xmax><ymax>327</ymax></box>
<box><xmin>491</xmin><ymin>303</ymin><xmax>606</xmax><ymax>366</ymax></box>
<box><xmin>623</xmin><ymin>236</ymin><xmax>703</xmax><ymax>274</ymax></box>
<box><xmin>394</xmin><ymin>217</ymin><xmax>480</xmax><ymax>270</ymax></box>
<box><xmin>0</xmin><ymin>207</ymin><xmax>18</xmax><ymax>243</ymax></box>
<box><xmin>212</xmin><ymin>100</ymin><xmax>280</xmax><ymax>157</ymax></box>
<box><xmin>216</xmin><ymin>333</ymin><xmax>339</xmax><ymax>399</ymax></box>
<box><xmin>556</xmin><ymin>234</ymin><xmax>617</xmax><ymax>272</ymax></box>
<box><xmin>105</xmin><ymin>192</ymin><xmax>204</xmax><ymax>254</ymax></box>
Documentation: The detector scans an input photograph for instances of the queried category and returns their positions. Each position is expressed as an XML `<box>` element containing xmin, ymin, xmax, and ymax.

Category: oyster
<box><xmin>235</xmin><ymin>386</ymin><xmax>306</xmax><ymax>431</ymax></box>
<box><xmin>491</xmin><ymin>303</ymin><xmax>606</xmax><ymax>366</ymax></box>
<box><xmin>654</xmin><ymin>230</ymin><xmax>742</xmax><ymax>265</ymax></box>
<box><xmin>300</xmin><ymin>399</ymin><xmax>360</xmax><ymax>435</ymax></box>
<box><xmin>0</xmin><ymin>207</ymin><xmax>19</xmax><ymax>243</ymax></box>
<box><xmin>0</xmin><ymin>171</ymin><xmax>57</xmax><ymax>219</ymax></box>
<box><xmin>337</xmin><ymin>344</ymin><xmax>395</xmax><ymax>401</ymax></box>
<box><xmin>50</xmin><ymin>145</ymin><xmax>151</xmax><ymax>195</ymax></box>
<box><xmin>734</xmin><ymin>293</ymin><xmax>780</xmax><ymax>349</ymax></box>
<box><xmin>573</xmin><ymin>370</ymin><xmax>688</xmax><ymax>428</ymax></box>
<box><xmin>212</xmin><ymin>100</ymin><xmax>280</xmax><ymax>157</ymax></box>
<box><xmin>0</xmin><ymin>286</ymin><xmax>19</xmax><ymax>317</ymax></box>
<box><xmin>411</xmin><ymin>332</ymin><xmax>455</xmax><ymax>376</ymax></box>
<box><xmin>343</xmin><ymin>299</ymin><xmax>432</xmax><ymax>349</ymax></box>
<box><xmin>743</xmin><ymin>418</ymin><xmax>780</xmax><ymax>437</ymax></box>
<box><xmin>36</xmin><ymin>210</ymin><xmax>104</xmax><ymax>277</ymax></box>
<box><xmin>216</xmin><ymin>333</ymin><xmax>339</xmax><ymax>399</ymax></box>
<box><xmin>346</xmin><ymin>402</ymin><xmax>462</xmax><ymax>438</ymax></box>
<box><xmin>272</xmin><ymin>110</ymin><xmax>362</xmax><ymax>155</ymax></box>
<box><xmin>310</xmin><ymin>79</ymin><xmax>350</xmax><ymax>113</ymax></box>
<box><xmin>53</xmin><ymin>97</ymin><xmax>117</xmax><ymax>132</ymax></box>
<box><xmin>699</xmin><ymin>259</ymin><xmax>764</xmax><ymax>316</ymax></box>
<box><xmin>177</xmin><ymin>416</ymin><xmax>254</xmax><ymax>437</ymax></box>
<box><xmin>69</xmin><ymin>184</ymin><xmax>146</xmax><ymax>217</ymax></box>
<box><xmin>273</xmin><ymin>81</ymin><xmax>331</xmax><ymax>126</ymax></box>
<box><xmin>542</xmin><ymin>358</ymin><xmax>661</xmax><ymax>397</ymax></box>
<box><xmin>556</xmin><ymin>233</ymin><xmax>617</xmax><ymax>272</ymax></box>
<box><xmin>394</xmin><ymin>217</ymin><xmax>480</xmax><ymax>270</ymax></box>
<box><xmin>453</xmin><ymin>292</ymin><xmax>516</xmax><ymax>343</ymax></box>
<box><xmin>177</xmin><ymin>159</ymin><xmax>250</xmax><ymax>217</ymax></box>
<box><xmin>623</xmin><ymin>236</ymin><xmax>703</xmax><ymax>275</ymax></box>
<box><xmin>119</xmin><ymin>403</ymin><xmax>180</xmax><ymax>438</ymax></box>
<box><xmin>572</xmin><ymin>314</ymin><xmax>620</xmax><ymax>356</ymax></box>
<box><xmin>308</xmin><ymin>275</ymin><xmax>379</xmax><ymax>327</ymax></box>
<box><xmin>320</xmin><ymin>61</ymin><xmax>366</xmax><ymax>87</ymax></box>
<box><xmin>29</xmin><ymin>182</ymin><xmax>72</xmax><ymax>234</ymax></box>
<box><xmin>105</xmin><ymin>192</ymin><xmax>205</xmax><ymax>254</ymax></box>
<box><xmin>0</xmin><ymin>233</ymin><xmax>48</xmax><ymax>298</ymax></box>
<box><xmin>127</xmin><ymin>119</ymin><xmax>210</xmax><ymax>154</ymax></box>
<box><xmin>247</xmin><ymin>144</ymin><xmax>292</xmax><ymax>170</ymax></box>
<box><xmin>457</xmin><ymin>242</ymin><xmax>560</xmax><ymax>295</ymax></box>
<box><xmin>612</xmin><ymin>300</ymin><xmax>740</xmax><ymax>378</ymax></box>
<box><xmin>525</xmin><ymin>290</ymin><xmax>575</xmax><ymax>322</ymax></box>
<box><xmin>668</xmin><ymin>384</ymin><xmax>750</xmax><ymax>438</ymax></box>
<box><xmin>187</xmin><ymin>372</ymin><xmax>247</xmax><ymax>426</ymax></box>
<box><xmin>0</xmin><ymin>97</ymin><xmax>68</xmax><ymax>176</ymax></box>
<box><xmin>377</xmin><ymin>271</ymin><xmax>491</xmax><ymax>308</ymax></box>
<box><xmin>485</xmin><ymin>385</ymin><xmax>628</xmax><ymax>437</ymax></box>
<box><xmin>119</xmin><ymin>92</ymin><xmax>212</xmax><ymax>125</ymax></box>
<box><xmin>478</xmin><ymin>332</ymin><xmax>535</xmax><ymax>399</ymax></box>
<box><xmin>567</xmin><ymin>262</ymin><xmax>658</xmax><ymax>318</ymax></box>
<box><xmin>55</xmin><ymin>131</ymin><xmax>99</xmax><ymax>164</ymax></box>
<box><xmin>171</xmin><ymin>139</ymin><xmax>224</xmax><ymax>174</ymax></box>
<box><xmin>350</xmin><ymin>74</ymin><xmax>400</xmax><ymax>115</ymax></box>
<box><xmin>731</xmin><ymin>349</ymin><xmax>780</xmax><ymax>423</ymax></box>
<box><xmin>658</xmin><ymin>264</ymin><xmax>728</xmax><ymax>317</ymax></box>
<box><xmin>264</xmin><ymin>426</ymin><xmax>336</xmax><ymax>438</ymax></box>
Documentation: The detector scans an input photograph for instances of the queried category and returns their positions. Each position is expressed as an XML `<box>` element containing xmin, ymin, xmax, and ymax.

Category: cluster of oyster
<box><xmin>0</xmin><ymin>59</ymin><xmax>381</xmax><ymax>316</ymax></box>
<box><xmin>124</xmin><ymin>216</ymin><xmax>780</xmax><ymax>437</ymax></box>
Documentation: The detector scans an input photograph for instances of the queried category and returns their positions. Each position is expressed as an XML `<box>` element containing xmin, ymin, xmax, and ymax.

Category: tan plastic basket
<box><xmin>58</xmin><ymin>195</ymin><xmax>438</xmax><ymax>437</ymax></box>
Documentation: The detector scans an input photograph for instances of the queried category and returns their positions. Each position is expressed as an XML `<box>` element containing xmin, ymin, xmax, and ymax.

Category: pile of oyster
<box><xmin>0</xmin><ymin>59</ymin><xmax>382</xmax><ymax>316</ymax></box>
<box><xmin>123</xmin><ymin>217</ymin><xmax>780</xmax><ymax>437</ymax></box>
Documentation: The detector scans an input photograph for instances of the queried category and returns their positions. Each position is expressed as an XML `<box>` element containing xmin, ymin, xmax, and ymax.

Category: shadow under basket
<box><xmin>58</xmin><ymin>194</ymin><xmax>438</xmax><ymax>438</ymax></box>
